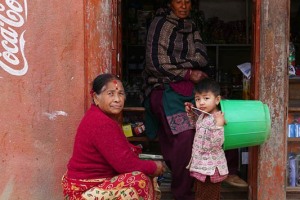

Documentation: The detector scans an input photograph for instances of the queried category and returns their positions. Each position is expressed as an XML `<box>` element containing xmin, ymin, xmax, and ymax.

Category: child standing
<box><xmin>185</xmin><ymin>78</ymin><xmax>228</xmax><ymax>200</ymax></box>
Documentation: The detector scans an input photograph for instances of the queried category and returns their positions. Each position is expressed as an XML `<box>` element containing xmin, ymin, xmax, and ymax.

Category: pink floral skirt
<box><xmin>62</xmin><ymin>171</ymin><xmax>155</xmax><ymax>200</ymax></box>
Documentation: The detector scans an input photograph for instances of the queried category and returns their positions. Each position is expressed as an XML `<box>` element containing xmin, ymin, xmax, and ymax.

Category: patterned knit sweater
<box><xmin>143</xmin><ymin>8</ymin><xmax>208</xmax><ymax>96</ymax></box>
<box><xmin>67</xmin><ymin>104</ymin><xmax>157</xmax><ymax>179</ymax></box>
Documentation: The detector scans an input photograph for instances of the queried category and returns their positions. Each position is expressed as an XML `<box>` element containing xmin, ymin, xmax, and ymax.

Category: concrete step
<box><xmin>159</xmin><ymin>183</ymin><xmax>248</xmax><ymax>200</ymax></box>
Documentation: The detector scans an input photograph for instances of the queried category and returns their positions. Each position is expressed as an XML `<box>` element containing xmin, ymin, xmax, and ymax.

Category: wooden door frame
<box><xmin>83</xmin><ymin>0</ymin><xmax>289</xmax><ymax>199</ymax></box>
<box><xmin>248</xmin><ymin>0</ymin><xmax>260</xmax><ymax>199</ymax></box>
<box><xmin>83</xmin><ymin>0</ymin><xmax>122</xmax><ymax>110</ymax></box>
<box><xmin>114</xmin><ymin>0</ymin><xmax>262</xmax><ymax>198</ymax></box>
<box><xmin>249</xmin><ymin>0</ymin><xmax>289</xmax><ymax>199</ymax></box>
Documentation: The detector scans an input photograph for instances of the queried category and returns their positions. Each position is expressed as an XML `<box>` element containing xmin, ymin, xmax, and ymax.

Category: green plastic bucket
<box><xmin>220</xmin><ymin>100</ymin><xmax>271</xmax><ymax>150</ymax></box>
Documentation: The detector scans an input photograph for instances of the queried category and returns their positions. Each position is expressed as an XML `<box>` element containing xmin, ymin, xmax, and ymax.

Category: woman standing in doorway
<box><xmin>142</xmin><ymin>0</ymin><xmax>208</xmax><ymax>199</ymax></box>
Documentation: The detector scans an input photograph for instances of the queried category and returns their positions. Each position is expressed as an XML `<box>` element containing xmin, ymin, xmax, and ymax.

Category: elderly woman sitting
<box><xmin>62</xmin><ymin>73</ymin><xmax>165</xmax><ymax>200</ymax></box>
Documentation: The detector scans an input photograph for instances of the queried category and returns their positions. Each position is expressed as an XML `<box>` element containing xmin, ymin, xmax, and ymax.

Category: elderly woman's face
<box><xmin>94</xmin><ymin>79</ymin><xmax>125</xmax><ymax>115</ymax></box>
<box><xmin>170</xmin><ymin>0</ymin><xmax>192</xmax><ymax>19</ymax></box>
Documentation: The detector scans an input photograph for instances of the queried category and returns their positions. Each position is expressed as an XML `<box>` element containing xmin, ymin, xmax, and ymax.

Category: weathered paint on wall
<box><xmin>0</xmin><ymin>0</ymin><xmax>116</xmax><ymax>198</ymax></box>
<box><xmin>256</xmin><ymin>0</ymin><xmax>289</xmax><ymax>199</ymax></box>
<box><xmin>0</xmin><ymin>0</ymin><xmax>85</xmax><ymax>199</ymax></box>
<box><xmin>84</xmin><ymin>0</ymin><xmax>113</xmax><ymax>109</ymax></box>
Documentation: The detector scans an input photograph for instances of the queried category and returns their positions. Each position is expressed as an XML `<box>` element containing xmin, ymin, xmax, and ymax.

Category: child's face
<box><xmin>195</xmin><ymin>91</ymin><xmax>221</xmax><ymax>114</ymax></box>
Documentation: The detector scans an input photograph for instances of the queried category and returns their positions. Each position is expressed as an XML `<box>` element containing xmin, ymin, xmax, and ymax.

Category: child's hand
<box><xmin>213</xmin><ymin>111</ymin><xmax>226</xmax><ymax>126</ymax></box>
<box><xmin>184</xmin><ymin>102</ymin><xmax>195</xmax><ymax>118</ymax></box>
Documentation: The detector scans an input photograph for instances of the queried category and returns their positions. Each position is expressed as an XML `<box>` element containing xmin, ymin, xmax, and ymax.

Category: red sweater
<box><xmin>67</xmin><ymin>104</ymin><xmax>157</xmax><ymax>179</ymax></box>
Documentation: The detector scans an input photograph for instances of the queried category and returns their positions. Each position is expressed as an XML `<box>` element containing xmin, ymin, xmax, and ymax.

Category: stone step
<box><xmin>159</xmin><ymin>184</ymin><xmax>248</xmax><ymax>200</ymax></box>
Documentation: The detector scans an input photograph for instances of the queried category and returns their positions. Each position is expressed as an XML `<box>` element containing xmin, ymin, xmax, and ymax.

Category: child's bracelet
<box><xmin>187</xmin><ymin>113</ymin><xmax>194</xmax><ymax>118</ymax></box>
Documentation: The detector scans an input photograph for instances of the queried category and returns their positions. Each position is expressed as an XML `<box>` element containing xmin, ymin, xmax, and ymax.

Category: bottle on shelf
<box><xmin>289</xmin><ymin>40</ymin><xmax>296</xmax><ymax>76</ymax></box>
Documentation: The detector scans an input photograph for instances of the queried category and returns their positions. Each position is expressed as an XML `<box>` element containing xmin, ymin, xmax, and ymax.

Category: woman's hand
<box><xmin>213</xmin><ymin>111</ymin><xmax>226</xmax><ymax>126</ymax></box>
<box><xmin>153</xmin><ymin>161</ymin><xmax>166</xmax><ymax>177</ymax></box>
<box><xmin>190</xmin><ymin>70</ymin><xmax>208</xmax><ymax>83</ymax></box>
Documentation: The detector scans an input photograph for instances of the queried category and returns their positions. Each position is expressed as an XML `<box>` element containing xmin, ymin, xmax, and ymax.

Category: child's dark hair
<box><xmin>194</xmin><ymin>78</ymin><xmax>221</xmax><ymax>96</ymax></box>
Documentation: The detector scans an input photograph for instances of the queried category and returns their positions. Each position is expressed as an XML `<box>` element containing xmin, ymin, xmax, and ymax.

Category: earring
<box><xmin>93</xmin><ymin>98</ymin><xmax>98</xmax><ymax>106</ymax></box>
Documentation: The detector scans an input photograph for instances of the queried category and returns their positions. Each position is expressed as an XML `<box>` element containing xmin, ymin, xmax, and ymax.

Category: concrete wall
<box><xmin>0</xmin><ymin>0</ymin><xmax>84</xmax><ymax>199</ymax></box>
